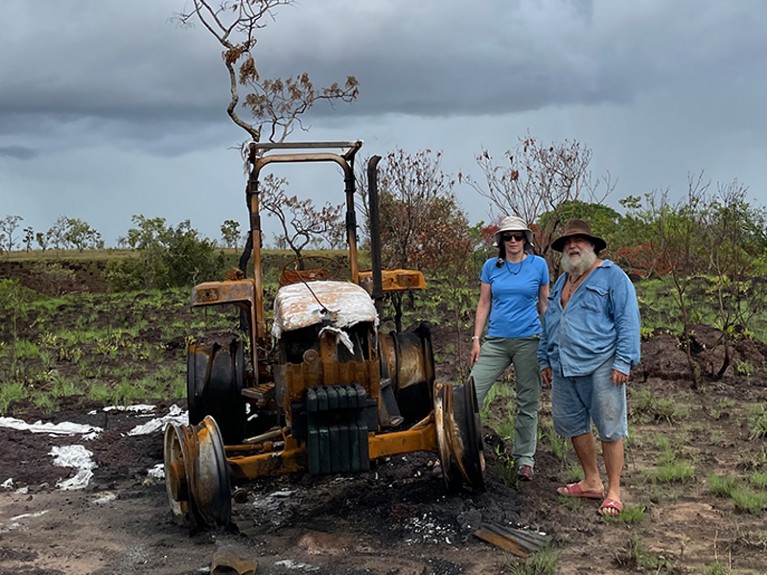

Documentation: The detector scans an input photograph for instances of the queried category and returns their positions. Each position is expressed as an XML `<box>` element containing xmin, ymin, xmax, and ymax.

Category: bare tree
<box><xmin>260</xmin><ymin>174</ymin><xmax>345</xmax><ymax>258</ymax></box>
<box><xmin>461</xmin><ymin>133</ymin><xmax>614</xmax><ymax>261</ymax></box>
<box><xmin>0</xmin><ymin>215</ymin><xmax>23</xmax><ymax>254</ymax></box>
<box><xmin>177</xmin><ymin>0</ymin><xmax>359</xmax><ymax>143</ymax></box>
<box><xmin>367</xmin><ymin>149</ymin><xmax>473</xmax><ymax>331</ymax></box>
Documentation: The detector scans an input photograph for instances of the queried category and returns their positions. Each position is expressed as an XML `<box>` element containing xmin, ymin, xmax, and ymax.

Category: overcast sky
<box><xmin>2</xmin><ymin>0</ymin><xmax>765</xmax><ymax>247</ymax></box>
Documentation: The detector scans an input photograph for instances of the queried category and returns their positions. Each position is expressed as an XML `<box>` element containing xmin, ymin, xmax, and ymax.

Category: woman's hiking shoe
<box><xmin>517</xmin><ymin>465</ymin><xmax>534</xmax><ymax>481</ymax></box>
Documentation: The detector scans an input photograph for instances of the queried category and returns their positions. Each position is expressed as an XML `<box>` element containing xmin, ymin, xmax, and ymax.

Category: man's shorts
<box><xmin>550</xmin><ymin>356</ymin><xmax>628</xmax><ymax>441</ymax></box>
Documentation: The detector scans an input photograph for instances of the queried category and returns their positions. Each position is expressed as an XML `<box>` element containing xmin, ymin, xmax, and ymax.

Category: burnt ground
<box><xmin>2</xmin><ymin>266</ymin><xmax>767</xmax><ymax>575</ymax></box>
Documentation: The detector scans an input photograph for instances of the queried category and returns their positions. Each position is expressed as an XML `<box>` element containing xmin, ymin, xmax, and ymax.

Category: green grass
<box><xmin>492</xmin><ymin>447</ymin><xmax>518</xmax><ymax>488</ymax></box>
<box><xmin>504</xmin><ymin>545</ymin><xmax>559</xmax><ymax>575</ymax></box>
<box><xmin>707</xmin><ymin>473</ymin><xmax>767</xmax><ymax>514</ymax></box>
<box><xmin>707</xmin><ymin>474</ymin><xmax>739</xmax><ymax>496</ymax></box>
<box><xmin>605</xmin><ymin>503</ymin><xmax>646</xmax><ymax>525</ymax></box>
<box><xmin>13</xmin><ymin>339</ymin><xmax>40</xmax><ymax>359</ymax></box>
<box><xmin>702</xmin><ymin>561</ymin><xmax>732</xmax><ymax>575</ymax></box>
<box><xmin>751</xmin><ymin>472</ymin><xmax>767</xmax><ymax>489</ymax></box>
<box><xmin>613</xmin><ymin>534</ymin><xmax>678</xmax><ymax>572</ymax></box>
<box><xmin>481</xmin><ymin>380</ymin><xmax>516</xmax><ymax>439</ymax></box>
<box><xmin>0</xmin><ymin>381</ymin><xmax>28</xmax><ymax>413</ymax></box>
<box><xmin>654</xmin><ymin>461</ymin><xmax>696</xmax><ymax>483</ymax></box>
<box><xmin>738</xmin><ymin>446</ymin><xmax>767</xmax><ymax>472</ymax></box>
<box><xmin>747</xmin><ymin>403</ymin><xmax>767</xmax><ymax>440</ymax></box>
<box><xmin>631</xmin><ymin>388</ymin><xmax>691</xmax><ymax>425</ymax></box>
<box><xmin>730</xmin><ymin>486</ymin><xmax>767</xmax><ymax>514</ymax></box>
<box><xmin>49</xmin><ymin>373</ymin><xmax>82</xmax><ymax>398</ymax></box>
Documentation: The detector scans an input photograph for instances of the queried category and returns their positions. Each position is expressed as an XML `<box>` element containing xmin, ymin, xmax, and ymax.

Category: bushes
<box><xmin>107</xmin><ymin>216</ymin><xmax>226</xmax><ymax>291</ymax></box>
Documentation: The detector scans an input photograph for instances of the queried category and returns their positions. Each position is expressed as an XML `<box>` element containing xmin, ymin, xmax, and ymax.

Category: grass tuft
<box><xmin>504</xmin><ymin>544</ymin><xmax>559</xmax><ymax>575</ymax></box>
<box><xmin>654</xmin><ymin>461</ymin><xmax>696</xmax><ymax>484</ymax></box>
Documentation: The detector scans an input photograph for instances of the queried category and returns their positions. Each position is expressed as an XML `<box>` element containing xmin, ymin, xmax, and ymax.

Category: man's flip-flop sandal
<box><xmin>598</xmin><ymin>497</ymin><xmax>623</xmax><ymax>516</ymax></box>
<box><xmin>556</xmin><ymin>482</ymin><xmax>605</xmax><ymax>499</ymax></box>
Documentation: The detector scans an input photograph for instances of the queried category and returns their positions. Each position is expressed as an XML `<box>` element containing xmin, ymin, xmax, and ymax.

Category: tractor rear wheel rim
<box><xmin>190</xmin><ymin>416</ymin><xmax>232</xmax><ymax>528</ymax></box>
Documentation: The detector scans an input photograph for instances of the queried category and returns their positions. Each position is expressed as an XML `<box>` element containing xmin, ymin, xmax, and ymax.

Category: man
<box><xmin>538</xmin><ymin>219</ymin><xmax>640</xmax><ymax>517</ymax></box>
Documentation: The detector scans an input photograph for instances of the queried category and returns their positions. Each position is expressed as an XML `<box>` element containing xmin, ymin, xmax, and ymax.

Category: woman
<box><xmin>470</xmin><ymin>215</ymin><xmax>550</xmax><ymax>481</ymax></box>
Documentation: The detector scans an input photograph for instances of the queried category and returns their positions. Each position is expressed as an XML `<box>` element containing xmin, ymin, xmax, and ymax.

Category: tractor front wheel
<box><xmin>187</xmin><ymin>334</ymin><xmax>246</xmax><ymax>445</ymax></box>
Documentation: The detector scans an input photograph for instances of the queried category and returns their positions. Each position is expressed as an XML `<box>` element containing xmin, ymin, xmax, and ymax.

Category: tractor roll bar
<box><xmin>240</xmin><ymin>140</ymin><xmax>364</xmax><ymax>342</ymax></box>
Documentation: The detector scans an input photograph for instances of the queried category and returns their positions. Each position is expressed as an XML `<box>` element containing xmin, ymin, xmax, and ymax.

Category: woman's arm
<box><xmin>470</xmin><ymin>281</ymin><xmax>492</xmax><ymax>364</ymax></box>
<box><xmin>537</xmin><ymin>282</ymin><xmax>550</xmax><ymax>316</ymax></box>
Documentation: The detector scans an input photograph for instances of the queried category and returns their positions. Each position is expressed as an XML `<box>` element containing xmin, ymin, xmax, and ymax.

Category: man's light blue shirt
<box><xmin>537</xmin><ymin>260</ymin><xmax>641</xmax><ymax>376</ymax></box>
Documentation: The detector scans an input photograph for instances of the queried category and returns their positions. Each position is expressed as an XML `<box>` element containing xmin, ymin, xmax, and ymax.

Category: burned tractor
<box><xmin>163</xmin><ymin>141</ymin><xmax>485</xmax><ymax>530</ymax></box>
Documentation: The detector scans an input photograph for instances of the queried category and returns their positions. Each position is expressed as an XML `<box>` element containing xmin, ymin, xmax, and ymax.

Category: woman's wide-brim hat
<box><xmin>494</xmin><ymin>215</ymin><xmax>533</xmax><ymax>244</ymax></box>
<box><xmin>550</xmin><ymin>219</ymin><xmax>607</xmax><ymax>253</ymax></box>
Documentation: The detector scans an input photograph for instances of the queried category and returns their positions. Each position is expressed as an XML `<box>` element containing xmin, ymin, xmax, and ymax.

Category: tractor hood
<box><xmin>271</xmin><ymin>281</ymin><xmax>379</xmax><ymax>339</ymax></box>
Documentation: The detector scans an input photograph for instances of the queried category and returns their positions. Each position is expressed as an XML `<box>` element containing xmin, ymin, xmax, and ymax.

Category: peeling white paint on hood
<box><xmin>271</xmin><ymin>280</ymin><xmax>378</xmax><ymax>339</ymax></box>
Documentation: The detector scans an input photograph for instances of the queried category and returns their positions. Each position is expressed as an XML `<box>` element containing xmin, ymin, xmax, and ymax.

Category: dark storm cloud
<box><xmin>0</xmin><ymin>146</ymin><xmax>36</xmax><ymax>160</ymax></box>
<box><xmin>253</xmin><ymin>0</ymin><xmax>766</xmax><ymax>120</ymax></box>
<box><xmin>1</xmin><ymin>0</ymin><xmax>765</xmax><ymax>245</ymax></box>
<box><xmin>0</xmin><ymin>1</ymin><xmax>227</xmax><ymax>141</ymax></box>
<box><xmin>3</xmin><ymin>1</ymin><xmax>765</xmax><ymax>134</ymax></box>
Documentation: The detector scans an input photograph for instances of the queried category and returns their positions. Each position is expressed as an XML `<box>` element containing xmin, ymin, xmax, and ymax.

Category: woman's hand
<box><xmin>470</xmin><ymin>339</ymin><xmax>481</xmax><ymax>365</ymax></box>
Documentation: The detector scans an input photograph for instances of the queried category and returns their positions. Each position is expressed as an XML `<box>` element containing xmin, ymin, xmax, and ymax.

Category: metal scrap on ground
<box><xmin>473</xmin><ymin>523</ymin><xmax>552</xmax><ymax>558</ymax></box>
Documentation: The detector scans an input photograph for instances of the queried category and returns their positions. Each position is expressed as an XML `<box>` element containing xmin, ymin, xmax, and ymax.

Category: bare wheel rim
<box><xmin>163</xmin><ymin>422</ymin><xmax>195</xmax><ymax>526</ymax></box>
<box><xmin>436</xmin><ymin>378</ymin><xmax>485</xmax><ymax>492</ymax></box>
<box><xmin>190</xmin><ymin>416</ymin><xmax>232</xmax><ymax>528</ymax></box>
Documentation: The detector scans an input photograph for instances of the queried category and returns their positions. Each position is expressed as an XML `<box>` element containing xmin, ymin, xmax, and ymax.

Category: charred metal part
<box><xmin>249</xmin><ymin>141</ymin><xmax>363</xmax><ymax>290</ymax></box>
<box><xmin>187</xmin><ymin>335</ymin><xmax>246</xmax><ymax>445</ymax></box>
<box><xmin>357</xmin><ymin>269</ymin><xmax>427</xmax><ymax>294</ymax></box>
<box><xmin>434</xmin><ymin>378</ymin><xmax>486</xmax><ymax>492</ymax></box>
<box><xmin>304</xmin><ymin>383</ymin><xmax>375</xmax><ymax>475</ymax></box>
<box><xmin>163</xmin><ymin>420</ymin><xmax>194</xmax><ymax>527</ymax></box>
<box><xmin>164</xmin><ymin>417</ymin><xmax>232</xmax><ymax>530</ymax></box>
<box><xmin>367</xmin><ymin>155</ymin><xmax>384</xmax><ymax>312</ymax></box>
<box><xmin>232</xmin><ymin>488</ymin><xmax>249</xmax><ymax>504</ymax></box>
<box><xmin>473</xmin><ymin>523</ymin><xmax>552</xmax><ymax>558</ymax></box>
<box><xmin>193</xmin><ymin>417</ymin><xmax>232</xmax><ymax>528</ymax></box>
<box><xmin>378</xmin><ymin>323</ymin><xmax>435</xmax><ymax>425</ymax></box>
<box><xmin>211</xmin><ymin>545</ymin><xmax>257</xmax><ymax>575</ymax></box>
<box><xmin>166</xmin><ymin>140</ymin><xmax>487</xmax><ymax>532</ymax></box>
<box><xmin>240</xmin><ymin>382</ymin><xmax>275</xmax><ymax>403</ymax></box>
<box><xmin>243</xmin><ymin>426</ymin><xmax>287</xmax><ymax>445</ymax></box>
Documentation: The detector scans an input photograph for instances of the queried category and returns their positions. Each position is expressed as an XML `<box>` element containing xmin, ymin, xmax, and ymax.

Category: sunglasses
<box><xmin>501</xmin><ymin>233</ymin><xmax>526</xmax><ymax>242</ymax></box>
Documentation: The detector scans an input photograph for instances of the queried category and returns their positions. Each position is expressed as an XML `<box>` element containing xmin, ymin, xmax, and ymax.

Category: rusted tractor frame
<box><xmin>165</xmin><ymin>142</ymin><xmax>485</xmax><ymax>530</ymax></box>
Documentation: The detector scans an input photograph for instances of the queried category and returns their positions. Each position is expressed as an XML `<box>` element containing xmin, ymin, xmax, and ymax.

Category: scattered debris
<box><xmin>50</xmin><ymin>445</ymin><xmax>96</xmax><ymax>490</ymax></box>
<box><xmin>211</xmin><ymin>545</ymin><xmax>257</xmax><ymax>575</ymax></box>
<box><xmin>127</xmin><ymin>404</ymin><xmax>187</xmax><ymax>436</ymax></box>
<box><xmin>0</xmin><ymin>417</ymin><xmax>102</xmax><ymax>438</ymax></box>
<box><xmin>473</xmin><ymin>523</ymin><xmax>552</xmax><ymax>558</ymax></box>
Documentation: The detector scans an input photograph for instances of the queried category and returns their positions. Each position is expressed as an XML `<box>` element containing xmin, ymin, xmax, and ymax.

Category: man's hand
<box><xmin>540</xmin><ymin>367</ymin><xmax>552</xmax><ymax>389</ymax></box>
<box><xmin>611</xmin><ymin>369</ymin><xmax>629</xmax><ymax>386</ymax></box>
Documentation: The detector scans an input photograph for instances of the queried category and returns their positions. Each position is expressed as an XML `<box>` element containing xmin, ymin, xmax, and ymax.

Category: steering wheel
<box><xmin>279</xmin><ymin>255</ymin><xmax>343</xmax><ymax>286</ymax></box>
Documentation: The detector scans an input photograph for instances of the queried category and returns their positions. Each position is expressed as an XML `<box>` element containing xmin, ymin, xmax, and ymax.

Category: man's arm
<box><xmin>611</xmin><ymin>270</ymin><xmax>641</xmax><ymax>375</ymax></box>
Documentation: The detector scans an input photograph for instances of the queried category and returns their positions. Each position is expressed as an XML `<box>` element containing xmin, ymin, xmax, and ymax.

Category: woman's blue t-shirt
<box><xmin>480</xmin><ymin>255</ymin><xmax>550</xmax><ymax>338</ymax></box>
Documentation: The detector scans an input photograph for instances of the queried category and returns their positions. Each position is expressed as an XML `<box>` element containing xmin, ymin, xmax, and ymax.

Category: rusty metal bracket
<box><xmin>473</xmin><ymin>523</ymin><xmax>552</xmax><ymax>558</ymax></box>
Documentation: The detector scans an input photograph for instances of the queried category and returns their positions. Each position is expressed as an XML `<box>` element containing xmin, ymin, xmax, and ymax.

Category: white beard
<box><xmin>561</xmin><ymin>247</ymin><xmax>597</xmax><ymax>277</ymax></box>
